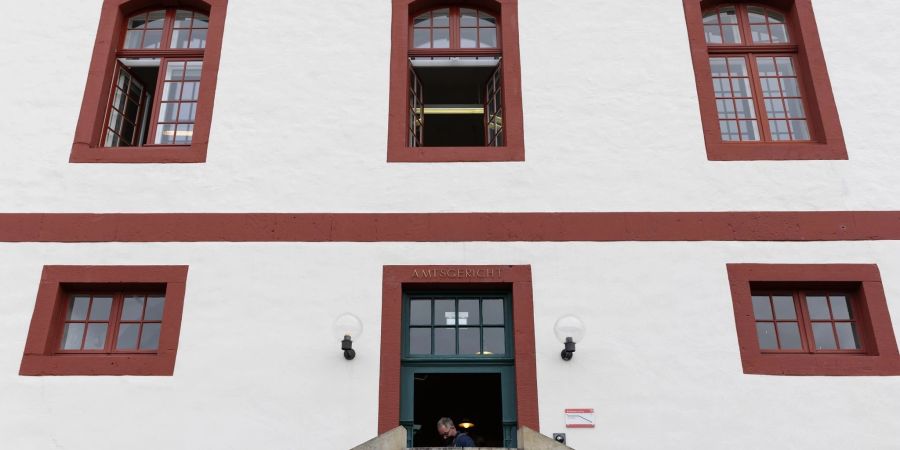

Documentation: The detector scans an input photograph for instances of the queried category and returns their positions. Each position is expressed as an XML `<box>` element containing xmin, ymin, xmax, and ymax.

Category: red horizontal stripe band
<box><xmin>0</xmin><ymin>212</ymin><xmax>898</xmax><ymax>242</ymax></box>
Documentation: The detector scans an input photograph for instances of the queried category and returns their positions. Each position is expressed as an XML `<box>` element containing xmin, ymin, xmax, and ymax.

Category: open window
<box><xmin>388</xmin><ymin>1</ymin><xmax>524</xmax><ymax>162</ymax></box>
<box><xmin>70</xmin><ymin>1</ymin><xmax>228</xmax><ymax>163</ymax></box>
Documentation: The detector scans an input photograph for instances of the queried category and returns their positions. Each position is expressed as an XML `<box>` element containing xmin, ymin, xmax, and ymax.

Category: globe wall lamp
<box><xmin>554</xmin><ymin>315</ymin><xmax>585</xmax><ymax>361</ymax></box>
<box><xmin>333</xmin><ymin>313</ymin><xmax>363</xmax><ymax>360</ymax></box>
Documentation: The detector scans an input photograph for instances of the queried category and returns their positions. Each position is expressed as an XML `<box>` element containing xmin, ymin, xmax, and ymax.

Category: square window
<box><xmin>727</xmin><ymin>264</ymin><xmax>900</xmax><ymax>376</ymax></box>
<box><xmin>20</xmin><ymin>266</ymin><xmax>188</xmax><ymax>376</ymax></box>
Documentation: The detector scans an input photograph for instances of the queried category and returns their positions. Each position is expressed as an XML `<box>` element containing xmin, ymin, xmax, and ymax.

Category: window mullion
<box><xmin>746</xmin><ymin>55</ymin><xmax>771</xmax><ymax>140</ymax></box>
<box><xmin>108</xmin><ymin>292</ymin><xmax>123</xmax><ymax>352</ymax></box>
<box><xmin>146</xmin><ymin>57</ymin><xmax>170</xmax><ymax>145</ymax></box>
<box><xmin>796</xmin><ymin>291</ymin><xmax>816</xmax><ymax>353</ymax></box>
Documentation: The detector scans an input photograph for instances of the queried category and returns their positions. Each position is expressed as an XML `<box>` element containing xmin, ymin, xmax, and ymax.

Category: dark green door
<box><xmin>399</xmin><ymin>292</ymin><xmax>517</xmax><ymax>448</ymax></box>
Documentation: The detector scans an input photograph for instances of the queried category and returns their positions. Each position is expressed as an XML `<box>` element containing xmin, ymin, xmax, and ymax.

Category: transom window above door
<box><xmin>406</xmin><ymin>294</ymin><xmax>510</xmax><ymax>357</ymax></box>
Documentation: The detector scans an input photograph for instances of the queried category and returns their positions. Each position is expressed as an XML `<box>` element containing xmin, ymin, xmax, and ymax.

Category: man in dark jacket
<box><xmin>436</xmin><ymin>417</ymin><xmax>475</xmax><ymax>448</ymax></box>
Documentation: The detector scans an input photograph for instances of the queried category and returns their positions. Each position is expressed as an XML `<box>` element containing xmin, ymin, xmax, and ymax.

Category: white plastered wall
<box><xmin>1</xmin><ymin>241</ymin><xmax>899</xmax><ymax>449</ymax></box>
<box><xmin>0</xmin><ymin>1</ymin><xmax>898</xmax><ymax>213</ymax></box>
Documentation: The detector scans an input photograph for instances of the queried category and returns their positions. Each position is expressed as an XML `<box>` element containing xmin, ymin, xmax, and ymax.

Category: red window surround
<box><xmin>20</xmin><ymin>265</ymin><xmax>188</xmax><ymax>376</ymax></box>
<box><xmin>683</xmin><ymin>0</ymin><xmax>846</xmax><ymax>161</ymax></box>
<box><xmin>727</xmin><ymin>264</ymin><xmax>900</xmax><ymax>375</ymax></box>
<box><xmin>387</xmin><ymin>0</ymin><xmax>525</xmax><ymax>163</ymax></box>
<box><xmin>70</xmin><ymin>0</ymin><xmax>228</xmax><ymax>164</ymax></box>
<box><xmin>379</xmin><ymin>265</ymin><xmax>538</xmax><ymax>433</ymax></box>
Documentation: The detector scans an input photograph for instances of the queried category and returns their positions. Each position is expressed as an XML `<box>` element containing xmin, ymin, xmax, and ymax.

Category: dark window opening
<box><xmin>412</xmin><ymin>373</ymin><xmax>503</xmax><ymax>447</ymax></box>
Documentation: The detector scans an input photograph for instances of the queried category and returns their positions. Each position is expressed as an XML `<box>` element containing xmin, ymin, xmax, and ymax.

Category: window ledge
<box><xmin>741</xmin><ymin>353</ymin><xmax>900</xmax><ymax>376</ymax></box>
<box><xmin>386</xmin><ymin>144</ymin><xmax>525</xmax><ymax>163</ymax></box>
<box><xmin>706</xmin><ymin>140</ymin><xmax>848</xmax><ymax>161</ymax></box>
<box><xmin>20</xmin><ymin>353</ymin><xmax>177</xmax><ymax>376</ymax></box>
<box><xmin>70</xmin><ymin>143</ymin><xmax>207</xmax><ymax>164</ymax></box>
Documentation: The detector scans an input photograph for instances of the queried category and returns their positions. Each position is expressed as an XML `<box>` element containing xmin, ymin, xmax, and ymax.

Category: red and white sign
<box><xmin>564</xmin><ymin>408</ymin><xmax>595</xmax><ymax>428</ymax></box>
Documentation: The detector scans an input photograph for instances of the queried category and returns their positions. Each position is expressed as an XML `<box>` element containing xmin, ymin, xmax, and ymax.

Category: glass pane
<box><xmin>174</xmin><ymin>10</ymin><xmax>193</xmax><ymax>28</ymax></box>
<box><xmin>122</xmin><ymin>296</ymin><xmax>145</xmax><ymax>321</ymax></box>
<box><xmin>413</xmin><ymin>13</ymin><xmax>430</xmax><ymax>27</ymax></box>
<box><xmin>789</xmin><ymin>120</ymin><xmax>810</xmax><ymax>140</ymax></box>
<box><xmin>752</xmin><ymin>296</ymin><xmax>773</xmax><ymax>320</ymax></box>
<box><xmin>434</xmin><ymin>300</ymin><xmax>455</xmax><ymax>325</ymax></box>
<box><xmin>836</xmin><ymin>323</ymin><xmax>860</xmax><ymax>350</ymax></box>
<box><xmin>183</xmin><ymin>82</ymin><xmax>200</xmax><ymax>101</ymax></box>
<box><xmin>769</xmin><ymin>120</ymin><xmax>790</xmax><ymax>140</ymax></box>
<box><xmin>458</xmin><ymin>300</ymin><xmax>480</xmax><ymax>325</ymax></box>
<box><xmin>409</xmin><ymin>328</ymin><xmax>431</xmax><ymax>354</ymax></box>
<box><xmin>413</xmin><ymin>29</ymin><xmax>430</xmax><ymax>48</ymax></box>
<box><xmin>194</xmin><ymin>14</ymin><xmax>209</xmax><ymax>28</ymax></box>
<box><xmin>775</xmin><ymin>57</ymin><xmax>795</xmax><ymax>76</ymax></box>
<box><xmin>128</xmin><ymin>14</ymin><xmax>147</xmax><ymax>29</ymax></box>
<box><xmin>185</xmin><ymin>61</ymin><xmax>203</xmax><ymax>81</ymax></box>
<box><xmin>735</xmin><ymin>99</ymin><xmax>755</xmax><ymax>118</ymax></box>
<box><xmin>756</xmin><ymin>57</ymin><xmax>777</xmax><ymax>76</ymax></box>
<box><xmin>768</xmin><ymin>10</ymin><xmax>786</xmax><ymax>24</ymax></box>
<box><xmin>159</xmin><ymin>102</ymin><xmax>178</xmax><ymax>122</ymax></box>
<box><xmin>479</xmin><ymin>28</ymin><xmax>497</xmax><ymax>48</ymax></box>
<box><xmin>731</xmin><ymin>78</ymin><xmax>751</xmax><ymax>97</ymax></box>
<box><xmin>761</xmin><ymin>78</ymin><xmax>781</xmax><ymax>97</ymax></box>
<box><xmin>777</xmin><ymin>323</ymin><xmax>802</xmax><ymax>349</ymax></box>
<box><xmin>739</xmin><ymin>120</ymin><xmax>760</xmax><ymax>141</ymax></box>
<box><xmin>60</xmin><ymin>323</ymin><xmax>85</xmax><ymax>350</ymax></box>
<box><xmin>68</xmin><ymin>296</ymin><xmax>90</xmax><ymax>320</ymax></box>
<box><xmin>459</xmin><ymin>327</ymin><xmax>480</xmax><ymax>355</ymax></box>
<box><xmin>165</xmin><ymin>62</ymin><xmax>186</xmax><ymax>81</ymax></box>
<box><xmin>124</xmin><ymin>30</ymin><xmax>143</xmax><ymax>49</ymax></box>
<box><xmin>720</xmin><ymin>120</ymin><xmax>739</xmax><ymax>141</ymax></box>
<box><xmin>140</xmin><ymin>323</ymin><xmax>161</xmax><ymax>350</ymax></box>
<box><xmin>83</xmin><ymin>323</ymin><xmax>108</xmax><ymax>350</ymax></box>
<box><xmin>189</xmin><ymin>28</ymin><xmax>207</xmax><ymax>48</ymax></box>
<box><xmin>479</xmin><ymin>13</ymin><xmax>496</xmax><ymax>27</ymax></box>
<box><xmin>770</xmin><ymin>24</ymin><xmax>788</xmax><ymax>43</ymax></box>
<box><xmin>146</xmin><ymin>10</ymin><xmax>166</xmax><ymax>28</ymax></box>
<box><xmin>178</xmin><ymin>103</ymin><xmax>197</xmax><ymax>122</ymax></box>
<box><xmin>751</xmin><ymin>25</ymin><xmax>770</xmax><ymax>43</ymax></box>
<box><xmin>719</xmin><ymin>6</ymin><xmax>738</xmax><ymax>23</ymax></box>
<box><xmin>812</xmin><ymin>323</ymin><xmax>837</xmax><ymax>350</ymax></box>
<box><xmin>145</xmin><ymin>296</ymin><xmax>165</xmax><ymax>321</ymax></box>
<box><xmin>781</xmin><ymin>78</ymin><xmax>800</xmax><ymax>97</ymax></box>
<box><xmin>713</xmin><ymin>79</ymin><xmax>732</xmax><ymax>97</ymax></box>
<box><xmin>709</xmin><ymin>58</ymin><xmax>728</xmax><ymax>77</ymax></box>
<box><xmin>116</xmin><ymin>323</ymin><xmax>140</xmax><ymax>350</ymax></box>
<box><xmin>482</xmin><ymin>299</ymin><xmax>504</xmax><ymax>325</ymax></box>
<box><xmin>703</xmin><ymin>11</ymin><xmax>718</xmax><ymax>25</ymax></box>
<box><xmin>460</xmin><ymin>8</ymin><xmax>477</xmax><ymax>27</ymax></box>
<box><xmin>174</xmin><ymin>124</ymin><xmax>194</xmax><ymax>144</ymax></box>
<box><xmin>433</xmin><ymin>28</ymin><xmax>450</xmax><ymax>48</ymax></box>
<box><xmin>155</xmin><ymin>124</ymin><xmax>176</xmax><ymax>144</ymax></box>
<box><xmin>806</xmin><ymin>296</ymin><xmax>830</xmax><ymax>320</ymax></box>
<box><xmin>748</xmin><ymin>6</ymin><xmax>766</xmax><ymax>23</ymax></box>
<box><xmin>766</xmin><ymin>99</ymin><xmax>786</xmax><ymax>118</ymax></box>
<box><xmin>432</xmin><ymin>9</ymin><xmax>449</xmax><ymax>27</ymax></box>
<box><xmin>704</xmin><ymin>25</ymin><xmax>722</xmax><ymax>44</ymax></box>
<box><xmin>143</xmin><ymin>30</ymin><xmax>163</xmax><ymax>49</ymax></box>
<box><xmin>756</xmin><ymin>323</ymin><xmax>777</xmax><ymax>350</ymax></box>
<box><xmin>727</xmin><ymin>57</ymin><xmax>747</xmax><ymax>76</ymax></box>
<box><xmin>483</xmin><ymin>328</ymin><xmax>505</xmax><ymax>355</ymax></box>
<box><xmin>89</xmin><ymin>296</ymin><xmax>113</xmax><ymax>320</ymax></box>
<box><xmin>785</xmin><ymin>99</ymin><xmax>804</xmax><ymax>118</ymax></box>
<box><xmin>722</xmin><ymin>25</ymin><xmax>740</xmax><ymax>44</ymax></box>
<box><xmin>461</xmin><ymin>28</ymin><xmax>477</xmax><ymax>48</ymax></box>
<box><xmin>172</xmin><ymin>29</ymin><xmax>190</xmax><ymax>48</ymax></box>
<box><xmin>410</xmin><ymin>300</ymin><xmax>431</xmax><ymax>325</ymax></box>
<box><xmin>716</xmin><ymin>100</ymin><xmax>734</xmax><ymax>119</ymax></box>
<box><xmin>434</xmin><ymin>328</ymin><xmax>456</xmax><ymax>355</ymax></box>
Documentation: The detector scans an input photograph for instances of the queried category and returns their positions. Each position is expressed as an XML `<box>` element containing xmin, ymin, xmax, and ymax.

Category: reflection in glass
<box><xmin>835</xmin><ymin>323</ymin><xmax>859</xmax><ymax>350</ymax></box>
<box><xmin>61</xmin><ymin>323</ymin><xmax>85</xmax><ymax>350</ymax></box>
<box><xmin>772</xmin><ymin>296</ymin><xmax>796</xmax><ymax>320</ymax></box>
<box><xmin>140</xmin><ymin>323</ymin><xmax>161</xmax><ymax>350</ymax></box>
<box><xmin>409</xmin><ymin>328</ymin><xmax>431</xmax><ymax>354</ymax></box>
<box><xmin>461</xmin><ymin>28</ymin><xmax>477</xmax><ymax>48</ymax></box>
<box><xmin>117</xmin><ymin>323</ymin><xmax>140</xmax><ymax>350</ymax></box>
<box><xmin>122</xmin><ymin>296</ymin><xmax>145</xmax><ymax>321</ymax></box>
<box><xmin>434</xmin><ymin>328</ymin><xmax>456</xmax><ymax>355</ymax></box>
<box><xmin>812</xmin><ymin>323</ymin><xmax>837</xmax><ymax>349</ymax></box>
<box><xmin>776</xmin><ymin>323</ymin><xmax>802</xmax><ymax>349</ymax></box>
<box><xmin>84</xmin><ymin>324</ymin><xmax>108</xmax><ymax>350</ymax></box>
<box><xmin>458</xmin><ymin>300</ymin><xmax>480</xmax><ymax>325</ymax></box>
<box><xmin>68</xmin><ymin>296</ymin><xmax>90</xmax><ymax>320</ymax></box>
<box><xmin>433</xmin><ymin>28</ymin><xmax>450</xmax><ymax>48</ymax></box>
<box><xmin>90</xmin><ymin>296</ymin><xmax>113</xmax><ymax>320</ymax></box>
<box><xmin>480</xmin><ymin>28</ymin><xmax>497</xmax><ymax>48</ymax></box>
<box><xmin>146</xmin><ymin>296</ymin><xmax>166</xmax><ymax>321</ymax></box>
<box><xmin>434</xmin><ymin>300</ymin><xmax>455</xmax><ymax>325</ymax></box>
<box><xmin>806</xmin><ymin>296</ymin><xmax>830</xmax><ymax>320</ymax></box>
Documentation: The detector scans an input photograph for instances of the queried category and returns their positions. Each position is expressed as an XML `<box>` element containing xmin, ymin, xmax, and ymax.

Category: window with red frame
<box><xmin>59</xmin><ymin>292</ymin><xmax>166</xmax><ymax>353</ymax></box>
<box><xmin>752</xmin><ymin>290</ymin><xmax>863</xmax><ymax>353</ymax></box>
<box><xmin>703</xmin><ymin>4</ymin><xmax>810</xmax><ymax>142</ymax></box>
<box><xmin>103</xmin><ymin>8</ymin><xmax>208</xmax><ymax>147</ymax></box>
<box><xmin>408</xmin><ymin>7</ymin><xmax>504</xmax><ymax>147</ymax></box>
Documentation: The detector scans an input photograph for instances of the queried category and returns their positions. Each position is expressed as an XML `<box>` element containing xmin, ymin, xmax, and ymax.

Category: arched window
<box><xmin>71</xmin><ymin>1</ymin><xmax>228</xmax><ymax>163</ymax></box>
<box><xmin>703</xmin><ymin>4</ymin><xmax>809</xmax><ymax>143</ymax></box>
<box><xmin>387</xmin><ymin>0</ymin><xmax>524</xmax><ymax>163</ymax></box>
<box><xmin>683</xmin><ymin>0</ymin><xmax>846</xmax><ymax>161</ymax></box>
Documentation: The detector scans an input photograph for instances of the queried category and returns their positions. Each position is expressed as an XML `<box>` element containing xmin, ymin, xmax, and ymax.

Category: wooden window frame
<box><xmin>20</xmin><ymin>265</ymin><xmax>189</xmax><ymax>376</ymax></box>
<box><xmin>727</xmin><ymin>264</ymin><xmax>900</xmax><ymax>375</ymax></box>
<box><xmin>379</xmin><ymin>265</ymin><xmax>539</xmax><ymax>433</ymax></box>
<box><xmin>387</xmin><ymin>0</ymin><xmax>525</xmax><ymax>163</ymax></box>
<box><xmin>70</xmin><ymin>0</ymin><xmax>228</xmax><ymax>164</ymax></box>
<box><xmin>683</xmin><ymin>0</ymin><xmax>846</xmax><ymax>161</ymax></box>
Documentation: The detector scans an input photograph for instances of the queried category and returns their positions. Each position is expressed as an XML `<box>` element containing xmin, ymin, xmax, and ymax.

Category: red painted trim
<box><xmin>69</xmin><ymin>0</ymin><xmax>227</xmax><ymax>164</ymax></box>
<box><xmin>378</xmin><ymin>265</ymin><xmax>539</xmax><ymax>433</ymax></box>
<box><xmin>20</xmin><ymin>265</ymin><xmax>189</xmax><ymax>376</ymax></box>
<box><xmin>387</xmin><ymin>0</ymin><xmax>525</xmax><ymax>162</ymax></box>
<box><xmin>1</xmin><ymin>212</ymin><xmax>900</xmax><ymax>242</ymax></box>
<box><xmin>727</xmin><ymin>264</ymin><xmax>900</xmax><ymax>375</ymax></box>
<box><xmin>683</xmin><ymin>0</ymin><xmax>846</xmax><ymax>160</ymax></box>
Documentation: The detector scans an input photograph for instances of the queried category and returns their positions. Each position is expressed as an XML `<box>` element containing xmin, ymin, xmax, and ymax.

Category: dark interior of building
<box><xmin>413</xmin><ymin>372</ymin><xmax>504</xmax><ymax>447</ymax></box>
<box><xmin>415</xmin><ymin>66</ymin><xmax>495</xmax><ymax>147</ymax></box>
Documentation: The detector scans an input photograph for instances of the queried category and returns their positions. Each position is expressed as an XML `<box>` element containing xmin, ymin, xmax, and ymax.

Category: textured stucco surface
<box><xmin>1</xmin><ymin>241</ymin><xmax>899</xmax><ymax>449</ymax></box>
<box><xmin>0</xmin><ymin>1</ymin><xmax>899</xmax><ymax>212</ymax></box>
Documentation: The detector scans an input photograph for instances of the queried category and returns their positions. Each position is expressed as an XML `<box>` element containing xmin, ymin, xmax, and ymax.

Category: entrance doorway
<box><xmin>413</xmin><ymin>373</ymin><xmax>503</xmax><ymax>447</ymax></box>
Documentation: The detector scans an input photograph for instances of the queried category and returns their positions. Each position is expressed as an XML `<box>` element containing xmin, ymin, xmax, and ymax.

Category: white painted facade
<box><xmin>1</xmin><ymin>1</ymin><xmax>899</xmax><ymax>449</ymax></box>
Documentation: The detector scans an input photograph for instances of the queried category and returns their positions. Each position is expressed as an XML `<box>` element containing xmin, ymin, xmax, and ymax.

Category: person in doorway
<box><xmin>436</xmin><ymin>417</ymin><xmax>475</xmax><ymax>448</ymax></box>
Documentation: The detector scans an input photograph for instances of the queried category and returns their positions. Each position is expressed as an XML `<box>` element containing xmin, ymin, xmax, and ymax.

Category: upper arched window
<box><xmin>703</xmin><ymin>4</ymin><xmax>789</xmax><ymax>45</ymax></box>
<box><xmin>70</xmin><ymin>0</ymin><xmax>227</xmax><ymax>164</ymax></box>
<box><xmin>412</xmin><ymin>7</ymin><xmax>498</xmax><ymax>49</ymax></box>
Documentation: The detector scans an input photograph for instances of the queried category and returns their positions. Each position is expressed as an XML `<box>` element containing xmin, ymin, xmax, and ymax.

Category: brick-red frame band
<box><xmin>1</xmin><ymin>212</ymin><xmax>899</xmax><ymax>242</ymax></box>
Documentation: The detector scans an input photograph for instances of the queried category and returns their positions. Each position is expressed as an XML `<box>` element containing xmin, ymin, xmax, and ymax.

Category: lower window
<box><xmin>20</xmin><ymin>265</ymin><xmax>188</xmax><ymax>376</ymax></box>
<box><xmin>727</xmin><ymin>264</ymin><xmax>900</xmax><ymax>376</ymax></box>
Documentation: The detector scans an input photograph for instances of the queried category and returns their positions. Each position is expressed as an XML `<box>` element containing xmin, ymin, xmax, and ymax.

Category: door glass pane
<box><xmin>756</xmin><ymin>323</ymin><xmax>777</xmax><ymax>350</ymax></box>
<box><xmin>434</xmin><ymin>300</ymin><xmax>455</xmax><ymax>325</ymax></box>
<box><xmin>776</xmin><ymin>323</ymin><xmax>802</xmax><ymax>350</ymax></box>
<box><xmin>772</xmin><ymin>296</ymin><xmax>796</xmax><ymax>320</ymax></box>
<box><xmin>122</xmin><ymin>296</ymin><xmax>145</xmax><ymax>321</ymax></box>
<box><xmin>812</xmin><ymin>323</ymin><xmax>837</xmax><ymax>350</ymax></box>
<box><xmin>140</xmin><ymin>323</ymin><xmax>161</xmax><ymax>350</ymax></box>
<box><xmin>89</xmin><ymin>296</ymin><xmax>113</xmax><ymax>320</ymax></box>
<box><xmin>806</xmin><ymin>296</ymin><xmax>830</xmax><ymax>320</ymax></box>
<box><xmin>60</xmin><ymin>323</ymin><xmax>85</xmax><ymax>350</ymax></box>
<box><xmin>434</xmin><ymin>328</ymin><xmax>456</xmax><ymax>355</ymax></box>
<box><xmin>483</xmin><ymin>299</ymin><xmax>504</xmax><ymax>325</ymax></box>
<box><xmin>68</xmin><ymin>296</ymin><xmax>90</xmax><ymax>320</ymax></box>
<box><xmin>483</xmin><ymin>328</ymin><xmax>505</xmax><ymax>355</ymax></box>
<box><xmin>458</xmin><ymin>300</ymin><xmax>480</xmax><ymax>325</ymax></box>
<box><xmin>835</xmin><ymin>323</ymin><xmax>860</xmax><ymax>350</ymax></box>
<box><xmin>459</xmin><ymin>327</ymin><xmax>480</xmax><ymax>355</ymax></box>
<box><xmin>410</xmin><ymin>299</ymin><xmax>431</xmax><ymax>325</ymax></box>
<box><xmin>116</xmin><ymin>323</ymin><xmax>140</xmax><ymax>350</ymax></box>
<box><xmin>84</xmin><ymin>324</ymin><xmax>108</xmax><ymax>350</ymax></box>
<box><xmin>409</xmin><ymin>328</ymin><xmax>431</xmax><ymax>354</ymax></box>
